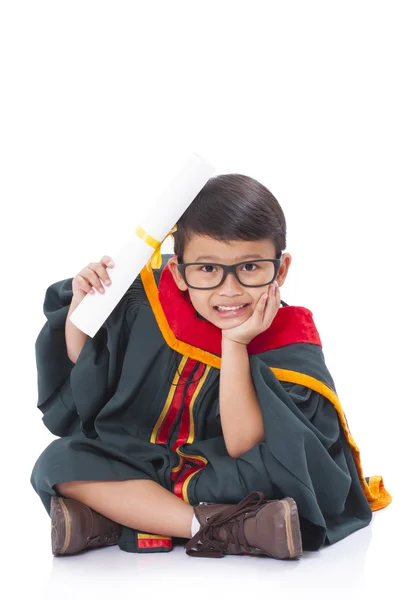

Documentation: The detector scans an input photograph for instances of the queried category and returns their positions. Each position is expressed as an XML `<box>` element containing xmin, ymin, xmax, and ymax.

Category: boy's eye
<box><xmin>200</xmin><ymin>264</ymin><xmax>217</xmax><ymax>273</ymax></box>
<box><xmin>241</xmin><ymin>263</ymin><xmax>258</xmax><ymax>271</ymax></box>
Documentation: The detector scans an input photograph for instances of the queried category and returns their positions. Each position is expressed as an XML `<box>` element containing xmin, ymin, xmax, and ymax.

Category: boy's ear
<box><xmin>167</xmin><ymin>256</ymin><xmax>188</xmax><ymax>292</ymax></box>
<box><xmin>276</xmin><ymin>252</ymin><xmax>292</xmax><ymax>287</ymax></box>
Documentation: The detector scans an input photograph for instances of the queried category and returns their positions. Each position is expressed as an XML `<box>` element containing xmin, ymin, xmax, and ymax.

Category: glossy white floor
<box><xmin>36</xmin><ymin>508</ymin><xmax>398</xmax><ymax>600</ymax></box>
<box><xmin>5</xmin><ymin>422</ymin><xmax>397</xmax><ymax>600</ymax></box>
<box><xmin>44</xmin><ymin>504</ymin><xmax>397</xmax><ymax>600</ymax></box>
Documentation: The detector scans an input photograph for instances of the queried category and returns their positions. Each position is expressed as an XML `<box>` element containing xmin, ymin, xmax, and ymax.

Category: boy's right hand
<box><xmin>72</xmin><ymin>255</ymin><xmax>114</xmax><ymax>304</ymax></box>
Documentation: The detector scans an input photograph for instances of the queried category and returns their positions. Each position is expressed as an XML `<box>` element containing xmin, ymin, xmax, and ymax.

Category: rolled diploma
<box><xmin>69</xmin><ymin>152</ymin><xmax>215</xmax><ymax>337</ymax></box>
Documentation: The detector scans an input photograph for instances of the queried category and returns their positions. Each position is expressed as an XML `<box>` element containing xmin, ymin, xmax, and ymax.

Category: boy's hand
<box><xmin>221</xmin><ymin>281</ymin><xmax>280</xmax><ymax>346</ymax></box>
<box><xmin>72</xmin><ymin>255</ymin><xmax>114</xmax><ymax>304</ymax></box>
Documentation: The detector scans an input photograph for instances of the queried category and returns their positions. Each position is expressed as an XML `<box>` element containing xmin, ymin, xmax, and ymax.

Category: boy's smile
<box><xmin>168</xmin><ymin>235</ymin><xmax>292</xmax><ymax>330</ymax></box>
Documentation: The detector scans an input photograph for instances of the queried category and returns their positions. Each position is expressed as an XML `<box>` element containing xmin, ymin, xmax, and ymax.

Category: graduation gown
<box><xmin>30</xmin><ymin>254</ymin><xmax>391</xmax><ymax>553</ymax></box>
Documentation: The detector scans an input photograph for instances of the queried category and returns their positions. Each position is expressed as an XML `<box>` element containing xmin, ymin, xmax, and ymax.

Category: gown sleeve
<box><xmin>35</xmin><ymin>276</ymin><xmax>143</xmax><ymax>437</ymax></box>
<box><xmin>35</xmin><ymin>278</ymin><xmax>79</xmax><ymax>436</ymax></box>
<box><xmin>247</xmin><ymin>355</ymin><xmax>374</xmax><ymax>547</ymax></box>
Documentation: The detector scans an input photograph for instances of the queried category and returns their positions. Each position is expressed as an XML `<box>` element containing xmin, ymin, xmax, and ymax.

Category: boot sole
<box><xmin>282</xmin><ymin>498</ymin><xmax>302</xmax><ymax>558</ymax></box>
<box><xmin>50</xmin><ymin>496</ymin><xmax>71</xmax><ymax>555</ymax></box>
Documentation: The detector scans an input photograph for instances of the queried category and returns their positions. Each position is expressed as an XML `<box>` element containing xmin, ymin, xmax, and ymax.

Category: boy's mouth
<box><xmin>213</xmin><ymin>303</ymin><xmax>250</xmax><ymax>318</ymax></box>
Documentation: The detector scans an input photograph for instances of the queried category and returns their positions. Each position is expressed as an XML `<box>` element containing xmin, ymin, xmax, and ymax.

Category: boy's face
<box><xmin>168</xmin><ymin>235</ymin><xmax>292</xmax><ymax>331</ymax></box>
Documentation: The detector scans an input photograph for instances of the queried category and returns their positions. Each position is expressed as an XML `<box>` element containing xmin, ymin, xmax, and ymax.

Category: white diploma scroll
<box><xmin>69</xmin><ymin>152</ymin><xmax>215</xmax><ymax>338</ymax></box>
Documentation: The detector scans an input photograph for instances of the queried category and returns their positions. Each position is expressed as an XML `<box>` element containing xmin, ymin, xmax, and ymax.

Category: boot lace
<box><xmin>185</xmin><ymin>491</ymin><xmax>266</xmax><ymax>558</ymax></box>
<box><xmin>89</xmin><ymin>528</ymin><xmax>120</xmax><ymax>546</ymax></box>
<box><xmin>88</xmin><ymin>514</ymin><xmax>121</xmax><ymax>546</ymax></box>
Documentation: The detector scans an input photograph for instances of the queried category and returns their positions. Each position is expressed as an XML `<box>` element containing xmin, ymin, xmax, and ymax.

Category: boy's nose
<box><xmin>217</xmin><ymin>272</ymin><xmax>244</xmax><ymax>295</ymax></box>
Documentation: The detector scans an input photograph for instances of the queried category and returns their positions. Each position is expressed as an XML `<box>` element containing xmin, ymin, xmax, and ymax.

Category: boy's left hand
<box><xmin>221</xmin><ymin>281</ymin><xmax>280</xmax><ymax>346</ymax></box>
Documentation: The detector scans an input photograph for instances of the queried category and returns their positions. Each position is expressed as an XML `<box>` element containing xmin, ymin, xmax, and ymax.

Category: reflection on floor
<box><xmin>7</xmin><ymin>488</ymin><xmax>397</xmax><ymax>600</ymax></box>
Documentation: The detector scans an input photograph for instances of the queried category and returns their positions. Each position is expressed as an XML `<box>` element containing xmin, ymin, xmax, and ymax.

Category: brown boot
<box><xmin>50</xmin><ymin>496</ymin><xmax>122</xmax><ymax>556</ymax></box>
<box><xmin>185</xmin><ymin>491</ymin><xmax>303</xmax><ymax>559</ymax></box>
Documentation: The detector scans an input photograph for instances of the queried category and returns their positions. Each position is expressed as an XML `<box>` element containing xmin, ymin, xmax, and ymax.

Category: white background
<box><xmin>1</xmin><ymin>1</ymin><xmax>398</xmax><ymax>598</ymax></box>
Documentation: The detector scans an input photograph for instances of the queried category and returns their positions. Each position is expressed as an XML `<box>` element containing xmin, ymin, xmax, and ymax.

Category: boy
<box><xmin>31</xmin><ymin>173</ymin><xmax>391</xmax><ymax>559</ymax></box>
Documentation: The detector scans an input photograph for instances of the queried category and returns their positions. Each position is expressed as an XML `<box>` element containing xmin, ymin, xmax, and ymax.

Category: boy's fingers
<box><xmin>93</xmin><ymin>263</ymin><xmax>112</xmax><ymax>285</ymax></box>
<box><xmin>257</xmin><ymin>292</ymin><xmax>269</xmax><ymax>314</ymax></box>
<box><xmin>76</xmin><ymin>275</ymin><xmax>93</xmax><ymax>295</ymax></box>
<box><xmin>275</xmin><ymin>284</ymin><xmax>281</xmax><ymax>306</ymax></box>
<box><xmin>262</xmin><ymin>285</ymin><xmax>279</xmax><ymax>322</ymax></box>
<box><xmin>83</xmin><ymin>267</ymin><xmax>105</xmax><ymax>293</ymax></box>
<box><xmin>101</xmin><ymin>255</ymin><xmax>114</xmax><ymax>267</ymax></box>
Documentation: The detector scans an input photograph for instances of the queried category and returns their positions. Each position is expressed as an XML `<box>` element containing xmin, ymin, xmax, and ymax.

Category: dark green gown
<box><xmin>30</xmin><ymin>254</ymin><xmax>391</xmax><ymax>553</ymax></box>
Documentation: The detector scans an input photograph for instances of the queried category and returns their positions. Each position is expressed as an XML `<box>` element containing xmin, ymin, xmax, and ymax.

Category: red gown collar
<box><xmin>157</xmin><ymin>263</ymin><xmax>321</xmax><ymax>356</ymax></box>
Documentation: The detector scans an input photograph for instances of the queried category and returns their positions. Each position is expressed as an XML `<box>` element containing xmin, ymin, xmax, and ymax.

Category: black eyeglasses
<box><xmin>177</xmin><ymin>254</ymin><xmax>283</xmax><ymax>290</ymax></box>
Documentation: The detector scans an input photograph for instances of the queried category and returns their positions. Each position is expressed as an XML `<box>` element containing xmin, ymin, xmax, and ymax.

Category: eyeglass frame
<box><xmin>176</xmin><ymin>253</ymin><xmax>283</xmax><ymax>290</ymax></box>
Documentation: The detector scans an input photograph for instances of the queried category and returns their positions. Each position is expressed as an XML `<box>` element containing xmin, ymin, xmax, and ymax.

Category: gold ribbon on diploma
<box><xmin>135</xmin><ymin>224</ymin><xmax>178</xmax><ymax>270</ymax></box>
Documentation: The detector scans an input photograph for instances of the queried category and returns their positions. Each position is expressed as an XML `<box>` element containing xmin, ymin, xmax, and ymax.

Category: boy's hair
<box><xmin>173</xmin><ymin>173</ymin><xmax>287</xmax><ymax>262</ymax></box>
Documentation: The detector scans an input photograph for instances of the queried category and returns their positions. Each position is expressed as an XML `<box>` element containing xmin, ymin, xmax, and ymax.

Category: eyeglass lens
<box><xmin>185</xmin><ymin>261</ymin><xmax>275</xmax><ymax>288</ymax></box>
